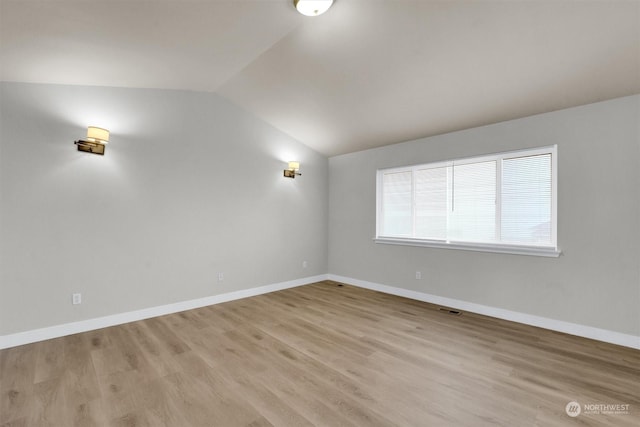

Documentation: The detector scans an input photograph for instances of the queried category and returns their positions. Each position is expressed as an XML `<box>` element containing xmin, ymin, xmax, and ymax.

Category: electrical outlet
<box><xmin>415</xmin><ymin>271</ymin><xmax>422</xmax><ymax>280</ymax></box>
<box><xmin>303</xmin><ymin>261</ymin><xmax>308</xmax><ymax>269</ymax></box>
<box><xmin>218</xmin><ymin>272</ymin><xmax>224</xmax><ymax>282</ymax></box>
<box><xmin>72</xmin><ymin>293</ymin><xmax>82</xmax><ymax>305</ymax></box>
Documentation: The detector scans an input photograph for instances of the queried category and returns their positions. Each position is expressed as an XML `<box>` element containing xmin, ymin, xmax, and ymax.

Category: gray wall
<box><xmin>2</xmin><ymin>83</ymin><xmax>638</xmax><ymax>340</ymax></box>
<box><xmin>329</xmin><ymin>95</ymin><xmax>640</xmax><ymax>336</ymax></box>
<box><xmin>0</xmin><ymin>82</ymin><xmax>328</xmax><ymax>335</ymax></box>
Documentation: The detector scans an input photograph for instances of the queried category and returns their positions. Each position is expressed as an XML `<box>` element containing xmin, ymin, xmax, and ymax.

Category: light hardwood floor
<box><xmin>1</xmin><ymin>281</ymin><xmax>638</xmax><ymax>426</ymax></box>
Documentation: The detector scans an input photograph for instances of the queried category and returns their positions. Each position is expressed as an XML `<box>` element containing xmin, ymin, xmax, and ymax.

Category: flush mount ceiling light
<box><xmin>294</xmin><ymin>0</ymin><xmax>333</xmax><ymax>17</ymax></box>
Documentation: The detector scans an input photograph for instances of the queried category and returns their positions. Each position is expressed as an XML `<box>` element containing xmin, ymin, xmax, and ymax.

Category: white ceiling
<box><xmin>2</xmin><ymin>0</ymin><xmax>639</xmax><ymax>156</ymax></box>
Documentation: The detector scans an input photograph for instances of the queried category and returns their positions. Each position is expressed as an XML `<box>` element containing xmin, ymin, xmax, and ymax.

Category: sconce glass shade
<box><xmin>294</xmin><ymin>0</ymin><xmax>333</xmax><ymax>17</ymax></box>
<box><xmin>86</xmin><ymin>126</ymin><xmax>109</xmax><ymax>144</ymax></box>
<box><xmin>288</xmin><ymin>161</ymin><xmax>300</xmax><ymax>171</ymax></box>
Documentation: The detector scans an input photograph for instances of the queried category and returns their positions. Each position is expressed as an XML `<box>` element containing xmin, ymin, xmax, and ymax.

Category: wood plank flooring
<box><xmin>1</xmin><ymin>281</ymin><xmax>639</xmax><ymax>426</ymax></box>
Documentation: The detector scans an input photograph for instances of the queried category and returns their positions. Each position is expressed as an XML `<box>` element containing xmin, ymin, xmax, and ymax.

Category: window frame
<box><xmin>375</xmin><ymin>145</ymin><xmax>560</xmax><ymax>257</ymax></box>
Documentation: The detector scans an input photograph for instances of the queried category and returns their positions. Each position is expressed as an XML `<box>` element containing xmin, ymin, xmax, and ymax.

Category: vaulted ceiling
<box><xmin>2</xmin><ymin>0</ymin><xmax>639</xmax><ymax>156</ymax></box>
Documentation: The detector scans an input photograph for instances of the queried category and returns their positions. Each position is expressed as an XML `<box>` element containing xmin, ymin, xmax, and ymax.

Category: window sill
<box><xmin>373</xmin><ymin>237</ymin><xmax>561</xmax><ymax>258</ymax></box>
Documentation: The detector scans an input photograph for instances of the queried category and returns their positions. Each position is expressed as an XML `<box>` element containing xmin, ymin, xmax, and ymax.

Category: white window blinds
<box><xmin>415</xmin><ymin>166</ymin><xmax>448</xmax><ymax>240</ymax></box>
<box><xmin>376</xmin><ymin>146</ymin><xmax>557</xmax><ymax>253</ymax></box>
<box><xmin>381</xmin><ymin>171</ymin><xmax>412</xmax><ymax>237</ymax></box>
<box><xmin>501</xmin><ymin>154</ymin><xmax>552</xmax><ymax>245</ymax></box>
<box><xmin>448</xmin><ymin>160</ymin><xmax>496</xmax><ymax>243</ymax></box>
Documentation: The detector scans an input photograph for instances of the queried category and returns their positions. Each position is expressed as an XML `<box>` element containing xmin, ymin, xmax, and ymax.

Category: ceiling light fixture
<box><xmin>294</xmin><ymin>0</ymin><xmax>333</xmax><ymax>17</ymax></box>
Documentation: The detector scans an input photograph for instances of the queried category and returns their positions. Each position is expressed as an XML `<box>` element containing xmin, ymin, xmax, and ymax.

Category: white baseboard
<box><xmin>328</xmin><ymin>274</ymin><xmax>640</xmax><ymax>350</ymax></box>
<box><xmin>0</xmin><ymin>274</ymin><xmax>329</xmax><ymax>350</ymax></box>
<box><xmin>3</xmin><ymin>273</ymin><xmax>638</xmax><ymax>351</ymax></box>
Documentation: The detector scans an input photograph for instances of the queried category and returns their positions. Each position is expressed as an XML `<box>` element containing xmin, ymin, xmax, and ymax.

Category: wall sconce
<box><xmin>74</xmin><ymin>126</ymin><xmax>109</xmax><ymax>155</ymax></box>
<box><xmin>284</xmin><ymin>161</ymin><xmax>301</xmax><ymax>178</ymax></box>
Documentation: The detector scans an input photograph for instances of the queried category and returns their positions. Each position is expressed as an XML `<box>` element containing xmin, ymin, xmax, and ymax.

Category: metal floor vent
<box><xmin>439</xmin><ymin>308</ymin><xmax>462</xmax><ymax>316</ymax></box>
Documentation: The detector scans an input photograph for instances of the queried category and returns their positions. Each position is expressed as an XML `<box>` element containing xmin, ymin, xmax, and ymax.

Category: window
<box><xmin>376</xmin><ymin>146</ymin><xmax>559</xmax><ymax>257</ymax></box>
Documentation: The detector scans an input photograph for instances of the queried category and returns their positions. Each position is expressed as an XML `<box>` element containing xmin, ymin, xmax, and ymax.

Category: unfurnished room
<box><xmin>0</xmin><ymin>1</ymin><xmax>639</xmax><ymax>426</ymax></box>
